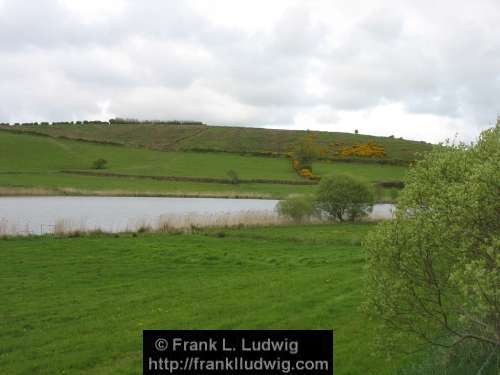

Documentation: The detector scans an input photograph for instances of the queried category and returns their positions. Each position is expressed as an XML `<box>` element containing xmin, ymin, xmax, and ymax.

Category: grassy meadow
<box><xmin>0</xmin><ymin>173</ymin><xmax>316</xmax><ymax>198</ymax></box>
<box><xmin>0</xmin><ymin>223</ymin><xmax>406</xmax><ymax>375</ymax></box>
<box><xmin>0</xmin><ymin>131</ymin><xmax>406</xmax><ymax>199</ymax></box>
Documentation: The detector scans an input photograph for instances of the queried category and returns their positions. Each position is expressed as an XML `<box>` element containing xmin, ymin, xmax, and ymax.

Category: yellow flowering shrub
<box><xmin>340</xmin><ymin>142</ymin><xmax>385</xmax><ymax>157</ymax></box>
<box><xmin>299</xmin><ymin>168</ymin><xmax>313</xmax><ymax>177</ymax></box>
<box><xmin>290</xmin><ymin>158</ymin><xmax>318</xmax><ymax>180</ymax></box>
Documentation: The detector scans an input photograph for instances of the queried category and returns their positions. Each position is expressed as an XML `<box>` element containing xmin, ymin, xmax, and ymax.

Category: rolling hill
<box><xmin>0</xmin><ymin>122</ymin><xmax>432</xmax><ymax>162</ymax></box>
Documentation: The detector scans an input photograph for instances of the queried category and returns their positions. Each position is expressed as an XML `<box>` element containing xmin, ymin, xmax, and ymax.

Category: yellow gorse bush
<box><xmin>340</xmin><ymin>142</ymin><xmax>385</xmax><ymax>158</ymax></box>
<box><xmin>299</xmin><ymin>168</ymin><xmax>313</xmax><ymax>177</ymax></box>
<box><xmin>291</xmin><ymin>157</ymin><xmax>319</xmax><ymax>180</ymax></box>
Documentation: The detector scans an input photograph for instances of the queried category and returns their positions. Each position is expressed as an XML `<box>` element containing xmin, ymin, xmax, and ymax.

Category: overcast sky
<box><xmin>0</xmin><ymin>0</ymin><xmax>499</xmax><ymax>143</ymax></box>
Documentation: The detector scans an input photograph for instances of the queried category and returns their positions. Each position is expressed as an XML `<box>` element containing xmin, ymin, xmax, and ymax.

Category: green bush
<box><xmin>276</xmin><ymin>195</ymin><xmax>316</xmax><ymax>223</ymax></box>
<box><xmin>315</xmin><ymin>175</ymin><xmax>374</xmax><ymax>221</ymax></box>
<box><xmin>397</xmin><ymin>341</ymin><xmax>499</xmax><ymax>374</ymax></box>
<box><xmin>363</xmin><ymin>125</ymin><xmax>500</xmax><ymax>357</ymax></box>
<box><xmin>226</xmin><ymin>170</ymin><xmax>240</xmax><ymax>185</ymax></box>
<box><xmin>92</xmin><ymin>158</ymin><xmax>108</xmax><ymax>170</ymax></box>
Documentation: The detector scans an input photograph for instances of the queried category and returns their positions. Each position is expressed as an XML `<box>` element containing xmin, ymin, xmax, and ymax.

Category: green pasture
<box><xmin>0</xmin><ymin>131</ymin><xmax>405</xmax><ymax>199</ymax></box>
<box><xmin>0</xmin><ymin>223</ymin><xmax>407</xmax><ymax>375</ymax></box>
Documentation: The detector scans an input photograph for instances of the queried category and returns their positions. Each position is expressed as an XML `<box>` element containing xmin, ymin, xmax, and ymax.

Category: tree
<box><xmin>276</xmin><ymin>195</ymin><xmax>316</xmax><ymax>223</ymax></box>
<box><xmin>315</xmin><ymin>175</ymin><xmax>374</xmax><ymax>221</ymax></box>
<box><xmin>363</xmin><ymin>125</ymin><xmax>500</xmax><ymax>355</ymax></box>
<box><xmin>291</xmin><ymin>134</ymin><xmax>323</xmax><ymax>170</ymax></box>
<box><xmin>226</xmin><ymin>170</ymin><xmax>240</xmax><ymax>185</ymax></box>
<box><xmin>92</xmin><ymin>158</ymin><xmax>108</xmax><ymax>169</ymax></box>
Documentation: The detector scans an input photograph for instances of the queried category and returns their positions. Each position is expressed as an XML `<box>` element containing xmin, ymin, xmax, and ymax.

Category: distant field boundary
<box><xmin>60</xmin><ymin>170</ymin><xmax>405</xmax><ymax>189</ymax></box>
<box><xmin>0</xmin><ymin>127</ymin><xmax>126</xmax><ymax>147</ymax></box>
<box><xmin>184</xmin><ymin>147</ymin><xmax>411</xmax><ymax>165</ymax></box>
<box><xmin>60</xmin><ymin>170</ymin><xmax>319</xmax><ymax>186</ymax></box>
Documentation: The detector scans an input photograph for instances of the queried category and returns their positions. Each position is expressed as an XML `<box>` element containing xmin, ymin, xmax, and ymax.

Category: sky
<box><xmin>0</xmin><ymin>0</ymin><xmax>499</xmax><ymax>143</ymax></box>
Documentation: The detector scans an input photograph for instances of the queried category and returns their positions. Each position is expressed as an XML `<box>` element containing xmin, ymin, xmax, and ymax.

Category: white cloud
<box><xmin>58</xmin><ymin>0</ymin><xmax>127</xmax><ymax>24</ymax></box>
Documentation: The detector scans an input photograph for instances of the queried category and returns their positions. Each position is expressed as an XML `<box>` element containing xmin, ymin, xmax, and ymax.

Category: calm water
<box><xmin>0</xmin><ymin>196</ymin><xmax>394</xmax><ymax>235</ymax></box>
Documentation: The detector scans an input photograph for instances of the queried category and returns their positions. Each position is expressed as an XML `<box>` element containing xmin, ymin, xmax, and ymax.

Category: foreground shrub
<box><xmin>276</xmin><ymin>195</ymin><xmax>316</xmax><ymax>223</ymax></box>
<box><xmin>397</xmin><ymin>340</ymin><xmax>499</xmax><ymax>374</ymax></box>
<box><xmin>363</xmin><ymin>125</ymin><xmax>500</xmax><ymax>358</ymax></box>
<box><xmin>315</xmin><ymin>175</ymin><xmax>374</xmax><ymax>221</ymax></box>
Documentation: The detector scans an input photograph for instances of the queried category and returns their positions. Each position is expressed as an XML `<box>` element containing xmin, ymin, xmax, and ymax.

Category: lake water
<box><xmin>0</xmin><ymin>196</ymin><xmax>394</xmax><ymax>235</ymax></box>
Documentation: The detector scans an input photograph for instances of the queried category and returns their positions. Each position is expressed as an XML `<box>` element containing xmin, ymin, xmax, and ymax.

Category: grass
<box><xmin>314</xmin><ymin>162</ymin><xmax>407</xmax><ymax>182</ymax></box>
<box><xmin>0</xmin><ymin>131</ymin><xmax>406</xmax><ymax>199</ymax></box>
<box><xmin>0</xmin><ymin>131</ymin><xmax>301</xmax><ymax>180</ymax></box>
<box><xmin>0</xmin><ymin>173</ymin><xmax>316</xmax><ymax>199</ymax></box>
<box><xmin>2</xmin><ymin>123</ymin><xmax>432</xmax><ymax>161</ymax></box>
<box><xmin>0</xmin><ymin>223</ymin><xmax>405</xmax><ymax>375</ymax></box>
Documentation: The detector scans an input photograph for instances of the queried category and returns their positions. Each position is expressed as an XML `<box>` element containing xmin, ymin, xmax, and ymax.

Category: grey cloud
<box><xmin>0</xmin><ymin>0</ymin><xmax>120</xmax><ymax>50</ymax></box>
<box><xmin>270</xmin><ymin>4</ymin><xmax>327</xmax><ymax>56</ymax></box>
<box><xmin>360</xmin><ymin>10</ymin><xmax>403</xmax><ymax>42</ymax></box>
<box><xmin>0</xmin><ymin>0</ymin><xmax>498</xmax><ymax>142</ymax></box>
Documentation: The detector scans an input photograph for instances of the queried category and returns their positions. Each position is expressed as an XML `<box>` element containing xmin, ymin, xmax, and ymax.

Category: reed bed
<box><xmin>0</xmin><ymin>218</ymin><xmax>34</xmax><ymax>236</ymax></box>
<box><xmin>0</xmin><ymin>208</ymin><xmax>390</xmax><ymax>237</ymax></box>
<box><xmin>155</xmin><ymin>210</ymin><xmax>290</xmax><ymax>232</ymax></box>
<box><xmin>0</xmin><ymin>210</ymin><xmax>289</xmax><ymax>236</ymax></box>
<box><xmin>53</xmin><ymin>218</ymin><xmax>91</xmax><ymax>235</ymax></box>
<box><xmin>0</xmin><ymin>218</ymin><xmax>14</xmax><ymax>235</ymax></box>
<box><xmin>0</xmin><ymin>187</ymin><xmax>56</xmax><ymax>196</ymax></box>
<box><xmin>125</xmin><ymin>210</ymin><xmax>290</xmax><ymax>234</ymax></box>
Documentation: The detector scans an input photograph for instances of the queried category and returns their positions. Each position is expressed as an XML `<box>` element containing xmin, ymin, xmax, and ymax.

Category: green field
<box><xmin>2</xmin><ymin>123</ymin><xmax>432</xmax><ymax>161</ymax></box>
<box><xmin>0</xmin><ymin>173</ymin><xmax>317</xmax><ymax>198</ymax></box>
<box><xmin>0</xmin><ymin>223</ymin><xmax>406</xmax><ymax>375</ymax></box>
<box><xmin>0</xmin><ymin>131</ymin><xmax>406</xmax><ymax>199</ymax></box>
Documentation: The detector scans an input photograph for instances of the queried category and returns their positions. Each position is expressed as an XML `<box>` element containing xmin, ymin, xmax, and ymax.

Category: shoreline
<box><xmin>0</xmin><ymin>219</ymin><xmax>385</xmax><ymax>239</ymax></box>
<box><xmin>0</xmin><ymin>187</ymin><xmax>397</xmax><ymax>203</ymax></box>
<box><xmin>0</xmin><ymin>186</ymin><xmax>276</xmax><ymax>200</ymax></box>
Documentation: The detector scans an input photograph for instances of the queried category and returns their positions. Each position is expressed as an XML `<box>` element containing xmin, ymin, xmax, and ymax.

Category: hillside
<box><xmin>0</xmin><ymin>131</ymin><xmax>406</xmax><ymax>200</ymax></box>
<box><xmin>0</xmin><ymin>122</ymin><xmax>432</xmax><ymax>162</ymax></box>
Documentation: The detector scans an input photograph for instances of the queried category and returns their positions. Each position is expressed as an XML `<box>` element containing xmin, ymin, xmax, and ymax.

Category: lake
<box><xmin>0</xmin><ymin>196</ymin><xmax>394</xmax><ymax>235</ymax></box>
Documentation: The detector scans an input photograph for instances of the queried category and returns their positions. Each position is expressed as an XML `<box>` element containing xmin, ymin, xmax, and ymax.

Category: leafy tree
<box><xmin>315</xmin><ymin>175</ymin><xmax>374</xmax><ymax>221</ymax></box>
<box><xmin>276</xmin><ymin>195</ymin><xmax>316</xmax><ymax>223</ymax></box>
<box><xmin>226</xmin><ymin>170</ymin><xmax>240</xmax><ymax>185</ymax></box>
<box><xmin>92</xmin><ymin>158</ymin><xmax>108</xmax><ymax>170</ymax></box>
<box><xmin>291</xmin><ymin>134</ymin><xmax>323</xmax><ymax>170</ymax></box>
<box><xmin>363</xmin><ymin>125</ymin><xmax>500</xmax><ymax>356</ymax></box>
